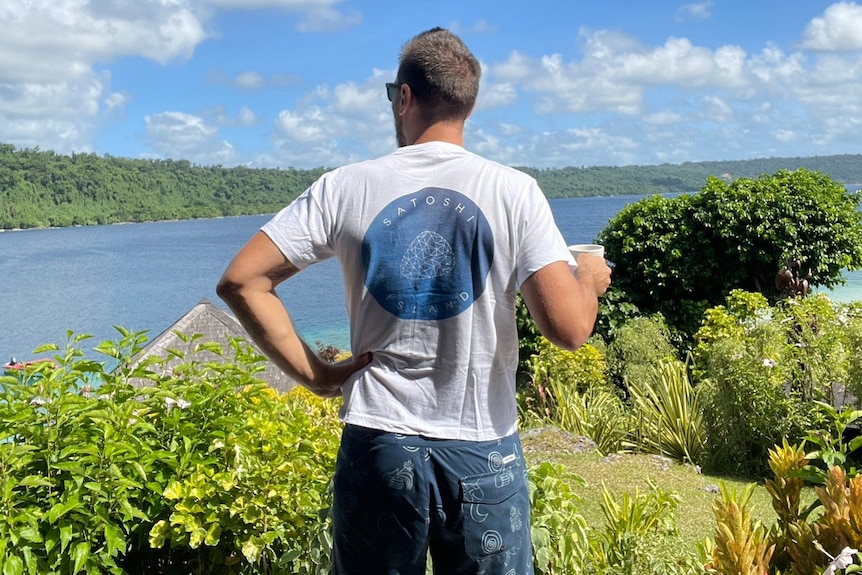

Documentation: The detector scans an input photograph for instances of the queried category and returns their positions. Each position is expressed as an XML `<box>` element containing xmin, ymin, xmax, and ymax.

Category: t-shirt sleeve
<box><xmin>260</xmin><ymin>176</ymin><xmax>335</xmax><ymax>269</ymax></box>
<box><xmin>515</xmin><ymin>183</ymin><xmax>576</xmax><ymax>287</ymax></box>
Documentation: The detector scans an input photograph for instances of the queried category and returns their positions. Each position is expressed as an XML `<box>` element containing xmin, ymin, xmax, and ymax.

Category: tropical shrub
<box><xmin>626</xmin><ymin>358</ymin><xmax>706</xmax><ymax>466</ymax></box>
<box><xmin>522</xmin><ymin>338</ymin><xmax>628</xmax><ymax>454</ymax></box>
<box><xmin>530</xmin><ymin>462</ymin><xmax>591</xmax><ymax>575</ymax></box>
<box><xmin>0</xmin><ymin>329</ymin><xmax>342</xmax><ymax>575</ymax></box>
<box><xmin>594</xmin><ymin>285</ymin><xmax>642</xmax><ymax>342</ymax></box>
<box><xmin>709</xmin><ymin>483</ymin><xmax>775</xmax><ymax>575</ymax></box>
<box><xmin>515</xmin><ymin>291</ymin><xmax>544</xmax><ymax>386</ymax></box>
<box><xmin>605</xmin><ymin>315</ymin><xmax>678</xmax><ymax>394</ymax></box>
<box><xmin>695</xmin><ymin>322</ymin><xmax>804</xmax><ymax>476</ymax></box>
<box><xmin>718</xmin><ymin>433</ymin><xmax>862</xmax><ymax>574</ymax></box>
<box><xmin>842</xmin><ymin>301</ymin><xmax>862</xmax><ymax>408</ymax></box>
<box><xmin>598</xmin><ymin>168</ymin><xmax>862</xmax><ymax>335</ymax></box>
<box><xmin>529</xmin><ymin>337</ymin><xmax>608</xmax><ymax>397</ymax></box>
<box><xmin>590</xmin><ymin>480</ymin><xmax>705</xmax><ymax>575</ymax></box>
<box><xmin>693</xmin><ymin>290</ymin><xmax>862</xmax><ymax>476</ymax></box>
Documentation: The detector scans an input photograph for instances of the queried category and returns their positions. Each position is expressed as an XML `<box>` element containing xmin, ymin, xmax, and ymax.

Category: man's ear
<box><xmin>398</xmin><ymin>83</ymin><xmax>415</xmax><ymax>116</ymax></box>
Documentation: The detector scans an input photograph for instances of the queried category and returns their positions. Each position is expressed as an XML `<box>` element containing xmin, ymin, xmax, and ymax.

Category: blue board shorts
<box><xmin>331</xmin><ymin>424</ymin><xmax>534</xmax><ymax>575</ymax></box>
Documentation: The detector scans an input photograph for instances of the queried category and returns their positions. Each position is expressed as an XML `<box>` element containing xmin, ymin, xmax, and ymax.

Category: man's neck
<box><xmin>412</xmin><ymin>121</ymin><xmax>465</xmax><ymax>147</ymax></box>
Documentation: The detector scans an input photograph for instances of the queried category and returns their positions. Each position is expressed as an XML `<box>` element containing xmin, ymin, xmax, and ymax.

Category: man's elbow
<box><xmin>532</xmin><ymin>313</ymin><xmax>596</xmax><ymax>352</ymax></box>
<box><xmin>546</xmin><ymin>323</ymin><xmax>594</xmax><ymax>352</ymax></box>
<box><xmin>216</xmin><ymin>275</ymin><xmax>244</xmax><ymax>307</ymax></box>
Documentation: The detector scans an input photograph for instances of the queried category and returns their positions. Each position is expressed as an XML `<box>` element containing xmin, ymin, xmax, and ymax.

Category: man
<box><xmin>217</xmin><ymin>27</ymin><xmax>611</xmax><ymax>575</ymax></box>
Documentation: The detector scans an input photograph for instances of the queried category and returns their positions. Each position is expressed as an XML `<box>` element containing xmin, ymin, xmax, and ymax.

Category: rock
<box><xmin>649</xmin><ymin>454</ymin><xmax>673</xmax><ymax>471</ymax></box>
<box><xmin>601</xmin><ymin>453</ymin><xmax>625</xmax><ymax>464</ymax></box>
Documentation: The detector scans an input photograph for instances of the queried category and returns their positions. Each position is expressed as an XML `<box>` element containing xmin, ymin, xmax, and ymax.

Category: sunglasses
<box><xmin>386</xmin><ymin>82</ymin><xmax>402</xmax><ymax>102</ymax></box>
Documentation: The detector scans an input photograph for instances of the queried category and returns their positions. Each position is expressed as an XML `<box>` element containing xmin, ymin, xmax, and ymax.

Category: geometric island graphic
<box><xmin>399</xmin><ymin>230</ymin><xmax>455</xmax><ymax>280</ymax></box>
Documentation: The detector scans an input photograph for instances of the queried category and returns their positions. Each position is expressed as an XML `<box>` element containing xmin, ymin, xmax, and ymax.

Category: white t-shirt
<box><xmin>262</xmin><ymin>141</ymin><xmax>573</xmax><ymax>440</ymax></box>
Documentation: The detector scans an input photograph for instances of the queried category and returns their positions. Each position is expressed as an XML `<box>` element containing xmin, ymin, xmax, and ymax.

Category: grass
<box><xmin>521</xmin><ymin>426</ymin><xmax>817</xmax><ymax>545</ymax></box>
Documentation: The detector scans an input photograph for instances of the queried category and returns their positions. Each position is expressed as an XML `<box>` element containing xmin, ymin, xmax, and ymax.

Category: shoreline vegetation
<box><xmin>2</xmin><ymin>142</ymin><xmax>861</xmax><ymax>231</ymax></box>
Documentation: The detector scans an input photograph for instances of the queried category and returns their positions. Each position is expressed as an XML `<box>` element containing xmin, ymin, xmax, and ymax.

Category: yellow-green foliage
<box><xmin>524</xmin><ymin>338</ymin><xmax>628</xmax><ymax>454</ymax></box>
<box><xmin>530</xmin><ymin>462</ymin><xmax>591</xmax><ymax>574</ymax></box>
<box><xmin>691</xmin><ymin>290</ymin><xmax>862</xmax><ymax>476</ymax></box>
<box><xmin>693</xmin><ymin>290</ymin><xmax>771</xmax><ymax>376</ymax></box>
<box><xmin>530</xmin><ymin>337</ymin><xmax>608</xmax><ymax>395</ymax></box>
<box><xmin>710</xmin><ymin>483</ymin><xmax>775</xmax><ymax>575</ymax></box>
<box><xmin>0</xmin><ymin>330</ymin><xmax>343</xmax><ymax>575</ymax></box>
<box><xmin>606</xmin><ymin>315</ymin><xmax>677</xmax><ymax>390</ymax></box>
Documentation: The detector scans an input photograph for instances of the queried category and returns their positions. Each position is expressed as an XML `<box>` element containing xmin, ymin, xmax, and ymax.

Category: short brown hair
<box><xmin>397</xmin><ymin>27</ymin><xmax>481</xmax><ymax>122</ymax></box>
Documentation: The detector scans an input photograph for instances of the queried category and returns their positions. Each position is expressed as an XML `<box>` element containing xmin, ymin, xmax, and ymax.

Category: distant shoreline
<box><xmin>0</xmin><ymin>212</ymin><xmax>274</xmax><ymax>234</ymax></box>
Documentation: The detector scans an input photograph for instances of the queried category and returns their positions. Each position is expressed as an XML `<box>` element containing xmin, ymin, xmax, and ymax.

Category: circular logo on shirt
<box><xmin>362</xmin><ymin>188</ymin><xmax>494</xmax><ymax>320</ymax></box>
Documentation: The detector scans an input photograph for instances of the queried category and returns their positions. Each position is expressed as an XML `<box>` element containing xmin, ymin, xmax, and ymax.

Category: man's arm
<box><xmin>216</xmin><ymin>231</ymin><xmax>371</xmax><ymax>398</ymax></box>
<box><xmin>519</xmin><ymin>256</ymin><xmax>612</xmax><ymax>351</ymax></box>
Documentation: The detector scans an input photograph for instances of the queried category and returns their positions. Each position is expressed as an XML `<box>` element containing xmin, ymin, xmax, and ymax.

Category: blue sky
<box><xmin>2</xmin><ymin>0</ymin><xmax>861</xmax><ymax>169</ymax></box>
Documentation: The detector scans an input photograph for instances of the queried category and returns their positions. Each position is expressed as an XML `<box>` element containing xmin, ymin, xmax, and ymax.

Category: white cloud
<box><xmin>4</xmin><ymin>1</ymin><xmax>862</xmax><ymax>171</ymax></box>
<box><xmin>700</xmin><ymin>95</ymin><xmax>734</xmax><ymax>122</ymax></box>
<box><xmin>492</xmin><ymin>51</ymin><xmax>534</xmax><ymax>82</ymax></box>
<box><xmin>143</xmin><ymin>111</ymin><xmax>237</xmax><ymax>165</ymax></box>
<box><xmin>104</xmin><ymin>92</ymin><xmax>129</xmax><ymax>113</ymax></box>
<box><xmin>478</xmin><ymin>82</ymin><xmax>518</xmax><ymax>109</ymax></box>
<box><xmin>643</xmin><ymin>111</ymin><xmax>683</xmax><ymax>125</ymax></box>
<box><xmin>0</xmin><ymin>0</ymin><xmax>208</xmax><ymax>154</ymax></box>
<box><xmin>237</xmin><ymin>106</ymin><xmax>258</xmax><ymax>126</ymax></box>
<box><xmin>274</xmin><ymin>108</ymin><xmax>330</xmax><ymax>142</ymax></box>
<box><xmin>773</xmin><ymin>129</ymin><xmax>798</xmax><ymax>143</ymax></box>
<box><xmin>204</xmin><ymin>0</ymin><xmax>338</xmax><ymax>7</ymax></box>
<box><xmin>270</xmin><ymin>72</ymin><xmax>396</xmax><ymax>167</ymax></box>
<box><xmin>498</xmin><ymin>123</ymin><xmax>524</xmax><ymax>136</ymax></box>
<box><xmin>801</xmin><ymin>2</ymin><xmax>862</xmax><ymax>51</ymax></box>
<box><xmin>295</xmin><ymin>6</ymin><xmax>362</xmax><ymax>33</ymax></box>
<box><xmin>675</xmin><ymin>1</ymin><xmax>712</xmax><ymax>22</ymax></box>
<box><xmin>235</xmin><ymin>71</ymin><xmax>266</xmax><ymax>91</ymax></box>
<box><xmin>471</xmin><ymin>19</ymin><xmax>498</xmax><ymax>34</ymax></box>
<box><xmin>0</xmin><ymin>0</ymin><xmax>206</xmax><ymax>78</ymax></box>
<box><xmin>202</xmin><ymin>0</ymin><xmax>363</xmax><ymax>31</ymax></box>
<box><xmin>332</xmin><ymin>82</ymin><xmax>378</xmax><ymax>114</ymax></box>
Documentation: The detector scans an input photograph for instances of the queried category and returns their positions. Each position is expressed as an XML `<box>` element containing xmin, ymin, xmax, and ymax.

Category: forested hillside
<box><xmin>0</xmin><ymin>145</ymin><xmax>325</xmax><ymax>230</ymax></box>
<box><xmin>1</xmin><ymin>143</ymin><xmax>860</xmax><ymax>230</ymax></box>
<box><xmin>519</xmin><ymin>154</ymin><xmax>862</xmax><ymax>198</ymax></box>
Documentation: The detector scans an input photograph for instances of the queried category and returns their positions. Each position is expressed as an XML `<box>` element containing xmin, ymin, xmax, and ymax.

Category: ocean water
<box><xmin>2</xmin><ymin>192</ymin><xmax>861</xmax><ymax>359</ymax></box>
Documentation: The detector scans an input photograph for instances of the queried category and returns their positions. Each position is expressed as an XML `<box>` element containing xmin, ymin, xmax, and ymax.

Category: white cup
<box><xmin>568</xmin><ymin>243</ymin><xmax>605</xmax><ymax>259</ymax></box>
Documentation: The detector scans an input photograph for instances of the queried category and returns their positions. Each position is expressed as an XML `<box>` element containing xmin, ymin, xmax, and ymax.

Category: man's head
<box><xmin>392</xmin><ymin>28</ymin><xmax>481</xmax><ymax>146</ymax></box>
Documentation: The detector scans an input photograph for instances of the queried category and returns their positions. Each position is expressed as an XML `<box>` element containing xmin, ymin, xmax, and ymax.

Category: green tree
<box><xmin>598</xmin><ymin>168</ymin><xmax>862</xmax><ymax>335</ymax></box>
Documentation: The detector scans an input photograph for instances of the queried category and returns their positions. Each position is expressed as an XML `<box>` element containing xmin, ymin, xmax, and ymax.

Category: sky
<box><xmin>2</xmin><ymin>1</ymin><xmax>862</xmax><ymax>170</ymax></box>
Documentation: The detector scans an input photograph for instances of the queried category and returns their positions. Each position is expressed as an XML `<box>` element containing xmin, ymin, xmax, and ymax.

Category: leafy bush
<box><xmin>626</xmin><ymin>359</ymin><xmax>706</xmax><ymax>466</ymax></box>
<box><xmin>529</xmin><ymin>337</ymin><xmax>608</xmax><ymax>397</ymax></box>
<box><xmin>598</xmin><ymin>168</ymin><xmax>862</xmax><ymax>335</ymax></box>
<box><xmin>594</xmin><ymin>286</ymin><xmax>642</xmax><ymax>342</ymax></box>
<box><xmin>693</xmin><ymin>290</ymin><xmax>862</xmax><ymax>476</ymax></box>
<box><xmin>522</xmin><ymin>338</ymin><xmax>628</xmax><ymax>454</ymax></box>
<box><xmin>590</xmin><ymin>480</ymin><xmax>706</xmax><ymax>575</ymax></box>
<box><xmin>695</xmin><ymin>320</ymin><xmax>804</xmax><ymax>477</ymax></box>
<box><xmin>0</xmin><ymin>330</ymin><xmax>341</xmax><ymax>575</ymax></box>
<box><xmin>605</xmin><ymin>315</ymin><xmax>678</xmax><ymax>394</ymax></box>
<box><xmin>530</xmin><ymin>462</ymin><xmax>591</xmax><ymax>574</ymax></box>
<box><xmin>719</xmin><ymin>434</ymin><xmax>862</xmax><ymax>574</ymax></box>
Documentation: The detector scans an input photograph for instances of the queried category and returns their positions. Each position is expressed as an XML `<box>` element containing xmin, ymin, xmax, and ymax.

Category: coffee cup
<box><xmin>568</xmin><ymin>243</ymin><xmax>605</xmax><ymax>259</ymax></box>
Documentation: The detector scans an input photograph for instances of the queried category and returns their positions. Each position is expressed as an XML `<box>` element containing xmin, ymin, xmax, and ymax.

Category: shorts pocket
<box><xmin>458</xmin><ymin>466</ymin><xmax>528</xmax><ymax>559</ymax></box>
